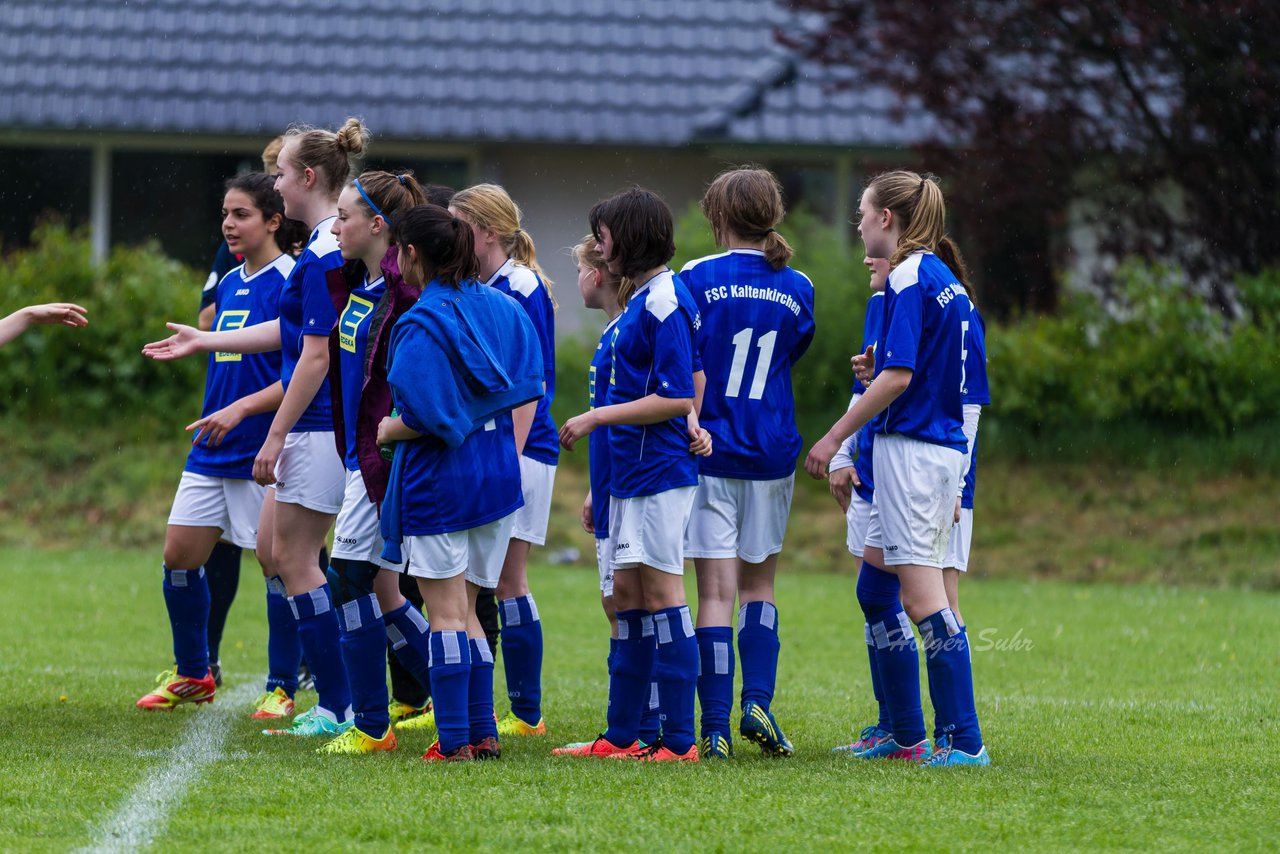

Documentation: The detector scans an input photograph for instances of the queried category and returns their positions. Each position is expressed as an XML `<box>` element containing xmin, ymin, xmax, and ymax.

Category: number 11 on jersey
<box><xmin>725</xmin><ymin>327</ymin><xmax>777</xmax><ymax>400</ymax></box>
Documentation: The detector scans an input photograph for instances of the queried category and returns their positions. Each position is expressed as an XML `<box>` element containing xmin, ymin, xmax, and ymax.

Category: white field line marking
<box><xmin>75</xmin><ymin>682</ymin><xmax>257</xmax><ymax>854</ymax></box>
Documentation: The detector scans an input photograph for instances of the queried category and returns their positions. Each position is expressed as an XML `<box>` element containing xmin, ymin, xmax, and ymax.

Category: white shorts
<box><xmin>399</xmin><ymin>513</ymin><xmax>517</xmax><ymax>588</ymax></box>
<box><xmin>944</xmin><ymin>507</ymin><xmax>974</xmax><ymax>572</ymax></box>
<box><xmin>273</xmin><ymin>431</ymin><xmax>345</xmax><ymax>515</ymax></box>
<box><xmin>845</xmin><ymin>493</ymin><xmax>873</xmax><ymax>559</ymax></box>
<box><xmin>595</xmin><ymin>537</ymin><xmax>615</xmax><ymax>597</ymax></box>
<box><xmin>609</xmin><ymin>485</ymin><xmax>696</xmax><ymax>575</ymax></box>
<box><xmin>167</xmin><ymin>472</ymin><xmax>267</xmax><ymax>549</ymax></box>
<box><xmin>865</xmin><ymin>434</ymin><xmax>964</xmax><ymax>569</ymax></box>
<box><xmin>331</xmin><ymin>470</ymin><xmax>395</xmax><ymax>569</ymax></box>
<box><xmin>511</xmin><ymin>456</ymin><xmax>556</xmax><ymax>546</ymax></box>
<box><xmin>685</xmin><ymin>474</ymin><xmax>794</xmax><ymax>563</ymax></box>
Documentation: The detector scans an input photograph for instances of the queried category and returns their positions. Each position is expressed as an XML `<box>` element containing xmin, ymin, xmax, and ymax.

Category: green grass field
<box><xmin>1</xmin><ymin>549</ymin><xmax>1276</xmax><ymax>852</ymax></box>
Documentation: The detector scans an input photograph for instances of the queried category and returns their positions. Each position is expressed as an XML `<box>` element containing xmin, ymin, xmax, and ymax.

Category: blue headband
<box><xmin>353</xmin><ymin>177</ymin><xmax>388</xmax><ymax>225</ymax></box>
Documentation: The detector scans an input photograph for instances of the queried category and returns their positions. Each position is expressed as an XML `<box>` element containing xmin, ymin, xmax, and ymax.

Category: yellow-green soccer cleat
<box><xmin>389</xmin><ymin>698</ymin><xmax>431</xmax><ymax>725</ymax></box>
<box><xmin>496</xmin><ymin>711</ymin><xmax>546</xmax><ymax>737</ymax></box>
<box><xmin>394</xmin><ymin>702</ymin><xmax>437</xmax><ymax>734</ymax></box>
<box><xmin>317</xmin><ymin>725</ymin><xmax>397</xmax><ymax>755</ymax></box>
<box><xmin>250</xmin><ymin>687</ymin><xmax>295</xmax><ymax>720</ymax></box>
<box><xmin>135</xmin><ymin>669</ymin><xmax>216</xmax><ymax>711</ymax></box>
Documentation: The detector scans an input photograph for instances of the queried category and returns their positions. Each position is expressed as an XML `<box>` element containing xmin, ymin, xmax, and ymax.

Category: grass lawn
<box><xmin>0</xmin><ymin>548</ymin><xmax>1276</xmax><ymax>852</ymax></box>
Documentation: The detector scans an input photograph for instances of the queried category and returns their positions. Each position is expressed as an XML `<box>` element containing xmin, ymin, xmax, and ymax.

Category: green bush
<box><xmin>0</xmin><ymin>222</ymin><xmax>205</xmax><ymax>429</ymax></box>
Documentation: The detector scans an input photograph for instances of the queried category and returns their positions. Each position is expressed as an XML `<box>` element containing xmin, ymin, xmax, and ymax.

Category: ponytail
<box><xmin>866</xmin><ymin>170</ymin><xmax>948</xmax><ymax>270</ymax></box>
<box><xmin>391</xmin><ymin>204</ymin><xmax>479</xmax><ymax>288</ymax></box>
<box><xmin>283</xmin><ymin>117</ymin><xmax>370</xmax><ymax>196</ymax></box>
<box><xmin>347</xmin><ymin>170</ymin><xmax>427</xmax><ymax>222</ymax></box>
<box><xmin>700</xmin><ymin>167</ymin><xmax>794</xmax><ymax>271</ymax></box>
<box><xmin>451</xmin><ymin>183</ymin><xmax>556</xmax><ymax>309</ymax></box>
<box><xmin>935</xmin><ymin>235</ymin><xmax>974</xmax><ymax>302</ymax></box>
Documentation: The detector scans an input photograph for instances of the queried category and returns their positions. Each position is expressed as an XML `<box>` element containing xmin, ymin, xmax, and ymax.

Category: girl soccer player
<box><xmin>144</xmin><ymin>119</ymin><xmax>370</xmax><ymax>737</ymax></box>
<box><xmin>804</xmin><ymin>171</ymin><xmax>990</xmax><ymax>767</ymax></box>
<box><xmin>377</xmin><ymin>204</ymin><xmax>544</xmax><ymax>762</ymax></box>
<box><xmin>449</xmin><ymin>184</ymin><xmax>557</xmax><ymax>737</ymax></box>
<box><xmin>315</xmin><ymin>169</ymin><xmax>435</xmax><ymax>754</ymax></box>
<box><xmin>136</xmin><ymin>172</ymin><xmax>298</xmax><ymax>710</ymax></box>
<box><xmin>680</xmin><ymin>167</ymin><xmax>815</xmax><ymax>759</ymax></box>
<box><xmin>0</xmin><ymin>303</ymin><xmax>87</xmax><ymax>346</ymax></box>
<box><xmin>559</xmin><ymin>188</ymin><xmax>704</xmax><ymax>762</ymax></box>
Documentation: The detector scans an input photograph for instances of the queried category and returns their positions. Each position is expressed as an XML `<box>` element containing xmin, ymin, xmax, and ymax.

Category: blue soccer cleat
<box><xmin>921</xmin><ymin>735</ymin><xmax>990</xmax><ymax>767</ymax></box>
<box><xmin>739</xmin><ymin>702</ymin><xmax>795</xmax><ymax>757</ymax></box>
<box><xmin>831</xmin><ymin>725</ymin><xmax>894</xmax><ymax>756</ymax></box>
<box><xmin>698</xmin><ymin>731</ymin><xmax>733</xmax><ymax>759</ymax></box>
<box><xmin>856</xmin><ymin>736</ymin><xmax>932</xmax><ymax>762</ymax></box>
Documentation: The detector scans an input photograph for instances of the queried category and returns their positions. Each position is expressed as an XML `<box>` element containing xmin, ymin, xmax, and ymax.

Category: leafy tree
<box><xmin>783</xmin><ymin>1</ymin><xmax>1280</xmax><ymax>317</ymax></box>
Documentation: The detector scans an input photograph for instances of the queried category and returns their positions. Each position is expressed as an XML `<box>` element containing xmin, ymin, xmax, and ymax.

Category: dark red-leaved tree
<box><xmin>783</xmin><ymin>1</ymin><xmax>1280</xmax><ymax>317</ymax></box>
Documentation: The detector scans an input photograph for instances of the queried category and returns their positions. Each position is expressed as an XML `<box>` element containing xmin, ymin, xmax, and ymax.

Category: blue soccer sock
<box><xmin>336</xmin><ymin>593</ymin><xmax>390</xmax><ymax>737</ymax></box>
<box><xmin>428</xmin><ymin>630</ymin><xmax>472</xmax><ymax>753</ymax></box>
<box><xmin>866</xmin><ymin>622</ymin><xmax>892</xmax><ymax>732</ymax></box>
<box><xmin>695</xmin><ymin>626</ymin><xmax>734</xmax><ymax>738</ymax></box>
<box><xmin>920</xmin><ymin>608</ymin><xmax>983</xmax><ymax>753</ymax></box>
<box><xmin>603</xmin><ymin>609</ymin><xmax>655</xmax><ymax>748</ymax></box>
<box><xmin>203</xmin><ymin>542</ymin><xmax>241</xmax><ymax>666</ymax></box>
<box><xmin>468</xmin><ymin>638</ymin><xmax>497</xmax><ymax>744</ymax></box>
<box><xmin>857</xmin><ymin>562</ymin><xmax>925</xmax><ymax>747</ymax></box>
<box><xmin>264</xmin><ymin>576</ymin><xmax>300</xmax><ymax>696</ymax></box>
<box><xmin>498</xmin><ymin>594</ymin><xmax>543</xmax><ymax>725</ymax></box>
<box><xmin>288</xmin><ymin>583</ymin><xmax>351</xmax><ymax>721</ymax></box>
<box><xmin>384</xmin><ymin>600</ymin><xmax>432</xmax><ymax>693</ymax></box>
<box><xmin>737</xmin><ymin>601</ymin><xmax>780</xmax><ymax>711</ymax></box>
<box><xmin>163</xmin><ymin>566</ymin><xmax>211</xmax><ymax>679</ymax></box>
<box><xmin>639</xmin><ymin>678</ymin><xmax>661</xmax><ymax>746</ymax></box>
<box><xmin>653</xmin><ymin>606</ymin><xmax>698</xmax><ymax>755</ymax></box>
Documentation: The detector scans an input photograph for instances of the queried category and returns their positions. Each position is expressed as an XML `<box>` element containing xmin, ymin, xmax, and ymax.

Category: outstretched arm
<box><xmin>0</xmin><ymin>303</ymin><xmax>88</xmax><ymax>348</ymax></box>
<box><xmin>142</xmin><ymin>319</ymin><xmax>281</xmax><ymax>361</ymax></box>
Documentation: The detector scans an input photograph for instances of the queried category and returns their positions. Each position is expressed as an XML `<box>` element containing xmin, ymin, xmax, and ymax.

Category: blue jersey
<box><xmin>336</xmin><ymin>273</ymin><xmax>387</xmax><ymax>471</ymax></box>
<box><xmin>851</xmin><ymin>291</ymin><xmax>885</xmax><ymax>503</ymax></box>
<box><xmin>606</xmin><ymin>269</ymin><xmax>700</xmax><ymax>499</ymax></box>
<box><xmin>960</xmin><ymin>306</ymin><xmax>990</xmax><ymax>509</ymax></box>
<box><xmin>588</xmin><ymin>314</ymin><xmax>620</xmax><ymax>538</ymax></box>
<box><xmin>398</xmin><ymin>415</ymin><xmax>524</xmax><ymax>536</ymax></box>
<box><xmin>486</xmin><ymin>259</ymin><xmax>558</xmax><ymax>466</ymax></box>
<box><xmin>185</xmin><ymin>256</ymin><xmax>289</xmax><ymax>479</ymax></box>
<box><xmin>872</xmin><ymin>252</ymin><xmax>971</xmax><ymax>452</ymax></box>
<box><xmin>681</xmin><ymin>249</ymin><xmax>815</xmax><ymax>480</ymax></box>
<box><xmin>278</xmin><ymin>218</ymin><xmax>341</xmax><ymax>433</ymax></box>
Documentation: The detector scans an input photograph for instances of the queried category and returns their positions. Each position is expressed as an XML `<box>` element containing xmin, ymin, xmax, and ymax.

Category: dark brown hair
<box><xmin>588</xmin><ymin>187</ymin><xmax>674</xmax><ymax>303</ymax></box>
<box><xmin>391</xmin><ymin>204</ymin><xmax>478</xmax><ymax>288</ymax></box>
<box><xmin>700</xmin><ymin>167</ymin><xmax>793</xmax><ymax>270</ymax></box>
<box><xmin>224</xmin><ymin>172</ymin><xmax>307</xmax><ymax>253</ymax></box>
<box><xmin>283</xmin><ymin>117</ymin><xmax>369</xmax><ymax>196</ymax></box>
<box><xmin>423</xmin><ymin>183</ymin><xmax>456</xmax><ymax>208</ymax></box>
<box><xmin>348</xmin><ymin>170</ymin><xmax>427</xmax><ymax>222</ymax></box>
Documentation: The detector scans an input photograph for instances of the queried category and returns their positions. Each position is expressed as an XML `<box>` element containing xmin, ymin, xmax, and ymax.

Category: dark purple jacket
<box><xmin>327</xmin><ymin>245</ymin><xmax>421</xmax><ymax>505</ymax></box>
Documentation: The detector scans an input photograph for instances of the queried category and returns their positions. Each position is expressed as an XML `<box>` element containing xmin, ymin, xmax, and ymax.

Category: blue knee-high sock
<box><xmin>468</xmin><ymin>638</ymin><xmax>497</xmax><ymax>743</ymax></box>
<box><xmin>603</xmin><ymin>610</ymin><xmax>655</xmax><ymax>747</ymax></box>
<box><xmin>337</xmin><ymin>593</ymin><xmax>389</xmax><ymax>737</ymax></box>
<box><xmin>738</xmin><ymin>601</ymin><xmax>780</xmax><ymax>711</ymax></box>
<box><xmin>696</xmin><ymin>626</ymin><xmax>734</xmax><ymax>738</ymax></box>
<box><xmin>384</xmin><ymin>601</ymin><xmax>432</xmax><ymax>694</ymax></box>
<box><xmin>920</xmin><ymin>608</ymin><xmax>982</xmax><ymax>753</ymax></box>
<box><xmin>653</xmin><ymin>606</ymin><xmax>698</xmax><ymax>755</ymax></box>
<box><xmin>203</xmin><ymin>542</ymin><xmax>241</xmax><ymax>665</ymax></box>
<box><xmin>639</xmin><ymin>677</ymin><xmax>661</xmax><ymax>745</ymax></box>
<box><xmin>498</xmin><ymin>594</ymin><xmax>543</xmax><ymax>725</ymax></box>
<box><xmin>428</xmin><ymin>631</ymin><xmax>472</xmax><ymax>752</ymax></box>
<box><xmin>288</xmin><ymin>584</ymin><xmax>351</xmax><ymax>721</ymax></box>
<box><xmin>264</xmin><ymin>576</ymin><xmax>300</xmax><ymax>696</ymax></box>
<box><xmin>866</xmin><ymin>622</ymin><xmax>892</xmax><ymax>732</ymax></box>
<box><xmin>163</xmin><ymin>566</ymin><xmax>211</xmax><ymax>679</ymax></box>
<box><xmin>857</xmin><ymin>563</ymin><xmax>925</xmax><ymax>747</ymax></box>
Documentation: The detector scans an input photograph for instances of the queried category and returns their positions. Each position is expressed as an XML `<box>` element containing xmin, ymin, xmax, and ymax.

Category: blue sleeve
<box><xmin>299</xmin><ymin>260</ymin><xmax>338</xmax><ymax>336</ymax></box>
<box><xmin>651</xmin><ymin>309</ymin><xmax>695</xmax><ymax>399</ymax></box>
<box><xmin>963</xmin><ymin>310</ymin><xmax>991</xmax><ymax>405</ymax></box>
<box><xmin>880</xmin><ymin>285</ymin><xmax>922</xmax><ymax>372</ymax></box>
<box><xmin>793</xmin><ymin>285</ymin><xmax>816</xmax><ymax>364</ymax></box>
<box><xmin>521</xmin><ymin>289</ymin><xmax>556</xmax><ymax>392</ymax></box>
<box><xmin>852</xmin><ymin>296</ymin><xmax>881</xmax><ymax>394</ymax></box>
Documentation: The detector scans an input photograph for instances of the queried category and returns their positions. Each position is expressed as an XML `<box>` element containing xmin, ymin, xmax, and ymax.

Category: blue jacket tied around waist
<box><xmin>380</xmin><ymin>278</ymin><xmax>544</xmax><ymax>563</ymax></box>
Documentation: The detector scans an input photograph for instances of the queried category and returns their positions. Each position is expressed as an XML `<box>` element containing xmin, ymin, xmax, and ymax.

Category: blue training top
<box><xmin>587</xmin><ymin>314</ymin><xmax>621</xmax><ymax>538</ymax></box>
<box><xmin>851</xmin><ymin>290</ymin><xmax>885</xmax><ymax>504</ymax></box>
<box><xmin>960</xmin><ymin>305</ymin><xmax>990</xmax><ymax>509</ymax></box>
<box><xmin>486</xmin><ymin>258</ymin><xmax>559</xmax><ymax>467</ymax></box>
<box><xmin>278</xmin><ymin>217</ymin><xmax>342</xmax><ymax>433</ymax></box>
<box><xmin>335</xmin><ymin>272</ymin><xmax>387</xmax><ymax>471</ymax></box>
<box><xmin>871</xmin><ymin>251</ymin><xmax>971</xmax><ymax>452</ymax></box>
<box><xmin>681</xmin><ymin>249</ymin><xmax>815</xmax><ymax>481</ymax></box>
<box><xmin>606</xmin><ymin>269</ymin><xmax>701</xmax><ymax>500</ymax></box>
<box><xmin>185</xmin><ymin>255</ymin><xmax>290</xmax><ymax>479</ymax></box>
